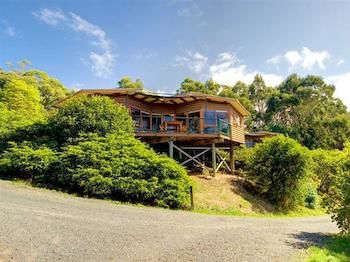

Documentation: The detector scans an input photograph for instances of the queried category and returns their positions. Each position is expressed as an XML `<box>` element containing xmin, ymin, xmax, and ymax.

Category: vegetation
<box><xmin>117</xmin><ymin>76</ymin><xmax>144</xmax><ymax>89</ymax></box>
<box><xmin>177</xmin><ymin>74</ymin><xmax>350</xmax><ymax>150</ymax></box>
<box><xmin>0</xmin><ymin>74</ymin><xmax>191</xmax><ymax>209</ymax></box>
<box><xmin>244</xmin><ymin>135</ymin><xmax>312</xmax><ymax>210</ymax></box>
<box><xmin>49</xmin><ymin>96</ymin><xmax>134</xmax><ymax>143</ymax></box>
<box><xmin>1</xmin><ymin>65</ymin><xmax>350</xmax><ymax>225</ymax></box>
<box><xmin>305</xmin><ymin>235</ymin><xmax>350</xmax><ymax>262</ymax></box>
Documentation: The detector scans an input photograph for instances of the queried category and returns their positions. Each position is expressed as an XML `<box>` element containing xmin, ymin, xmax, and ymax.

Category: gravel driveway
<box><xmin>0</xmin><ymin>180</ymin><xmax>338</xmax><ymax>262</ymax></box>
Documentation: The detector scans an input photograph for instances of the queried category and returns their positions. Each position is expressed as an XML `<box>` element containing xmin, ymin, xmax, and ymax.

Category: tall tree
<box><xmin>265</xmin><ymin>74</ymin><xmax>348</xmax><ymax>149</ymax></box>
<box><xmin>248</xmin><ymin>74</ymin><xmax>272</xmax><ymax>129</ymax></box>
<box><xmin>117</xmin><ymin>76</ymin><xmax>144</xmax><ymax>89</ymax></box>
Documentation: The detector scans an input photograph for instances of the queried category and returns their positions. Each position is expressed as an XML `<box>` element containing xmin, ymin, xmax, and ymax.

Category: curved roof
<box><xmin>59</xmin><ymin>88</ymin><xmax>251</xmax><ymax>116</ymax></box>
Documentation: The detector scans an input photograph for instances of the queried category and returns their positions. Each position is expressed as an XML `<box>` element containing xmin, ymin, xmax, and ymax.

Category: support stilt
<box><xmin>230</xmin><ymin>144</ymin><xmax>235</xmax><ymax>175</ymax></box>
<box><xmin>212</xmin><ymin>143</ymin><xmax>216</xmax><ymax>176</ymax></box>
<box><xmin>169</xmin><ymin>140</ymin><xmax>174</xmax><ymax>158</ymax></box>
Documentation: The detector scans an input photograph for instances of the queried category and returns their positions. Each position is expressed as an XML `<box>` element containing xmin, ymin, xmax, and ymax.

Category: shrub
<box><xmin>0</xmin><ymin>142</ymin><xmax>57</xmax><ymax>181</ymax></box>
<box><xmin>304</xmin><ymin>185</ymin><xmax>318</xmax><ymax>209</ymax></box>
<box><xmin>46</xmin><ymin>134</ymin><xmax>191</xmax><ymax>209</ymax></box>
<box><xmin>234</xmin><ymin>145</ymin><xmax>253</xmax><ymax>174</ymax></box>
<box><xmin>49</xmin><ymin>96</ymin><xmax>134</xmax><ymax>143</ymax></box>
<box><xmin>310</xmin><ymin>149</ymin><xmax>344</xmax><ymax>198</ymax></box>
<box><xmin>325</xmin><ymin>142</ymin><xmax>350</xmax><ymax>234</ymax></box>
<box><xmin>245</xmin><ymin>135</ymin><xmax>312</xmax><ymax>210</ymax></box>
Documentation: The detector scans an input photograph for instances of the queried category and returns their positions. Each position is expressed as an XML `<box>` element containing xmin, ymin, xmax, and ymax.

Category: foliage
<box><xmin>325</xmin><ymin>142</ymin><xmax>350</xmax><ymax>234</ymax></box>
<box><xmin>0</xmin><ymin>67</ymin><xmax>69</xmax><ymax>137</ymax></box>
<box><xmin>265</xmin><ymin>74</ymin><xmax>348</xmax><ymax>149</ymax></box>
<box><xmin>177</xmin><ymin>74</ymin><xmax>350</xmax><ymax>150</ymax></box>
<box><xmin>310</xmin><ymin>149</ymin><xmax>344</xmax><ymax>198</ymax></box>
<box><xmin>0</xmin><ymin>142</ymin><xmax>57</xmax><ymax>181</ymax></box>
<box><xmin>45</xmin><ymin>134</ymin><xmax>191</xmax><ymax>208</ymax></box>
<box><xmin>234</xmin><ymin>145</ymin><xmax>253</xmax><ymax>173</ymax></box>
<box><xmin>49</xmin><ymin>96</ymin><xmax>134</xmax><ymax>143</ymax></box>
<box><xmin>245</xmin><ymin>135</ymin><xmax>312</xmax><ymax>210</ymax></box>
<box><xmin>0</xmin><ymin>78</ymin><xmax>46</xmax><ymax>135</ymax></box>
<box><xmin>117</xmin><ymin>76</ymin><xmax>144</xmax><ymax>89</ymax></box>
<box><xmin>23</xmin><ymin>70</ymin><xmax>69</xmax><ymax>109</ymax></box>
<box><xmin>305</xmin><ymin>235</ymin><xmax>350</xmax><ymax>262</ymax></box>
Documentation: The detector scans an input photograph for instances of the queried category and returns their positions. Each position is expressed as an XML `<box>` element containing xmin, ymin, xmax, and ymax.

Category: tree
<box><xmin>0</xmin><ymin>79</ymin><xmax>46</xmax><ymax>135</ymax></box>
<box><xmin>246</xmin><ymin>135</ymin><xmax>312</xmax><ymax>210</ymax></box>
<box><xmin>49</xmin><ymin>96</ymin><xmax>134</xmax><ymax>143</ymax></box>
<box><xmin>265</xmin><ymin>74</ymin><xmax>348</xmax><ymax>149</ymax></box>
<box><xmin>117</xmin><ymin>76</ymin><xmax>144</xmax><ymax>89</ymax></box>
<box><xmin>23</xmin><ymin>70</ymin><xmax>69</xmax><ymax>109</ymax></box>
<box><xmin>248</xmin><ymin>74</ymin><xmax>272</xmax><ymax>129</ymax></box>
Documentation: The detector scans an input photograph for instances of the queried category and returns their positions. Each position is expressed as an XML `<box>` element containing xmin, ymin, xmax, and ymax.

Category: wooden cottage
<box><xmin>67</xmin><ymin>88</ymin><xmax>250</xmax><ymax>175</ymax></box>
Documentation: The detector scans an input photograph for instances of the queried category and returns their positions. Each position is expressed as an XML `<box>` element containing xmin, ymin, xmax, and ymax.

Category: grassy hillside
<box><xmin>190</xmin><ymin>174</ymin><xmax>324</xmax><ymax>217</ymax></box>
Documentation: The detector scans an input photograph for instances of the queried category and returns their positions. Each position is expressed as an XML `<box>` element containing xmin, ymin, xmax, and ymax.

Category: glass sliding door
<box><xmin>141</xmin><ymin>111</ymin><xmax>150</xmax><ymax>132</ymax></box>
<box><xmin>188</xmin><ymin>111</ymin><xmax>200</xmax><ymax>133</ymax></box>
<box><xmin>151</xmin><ymin>114</ymin><xmax>161</xmax><ymax>132</ymax></box>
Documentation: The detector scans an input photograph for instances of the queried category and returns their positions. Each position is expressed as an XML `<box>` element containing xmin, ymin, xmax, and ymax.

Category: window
<box><xmin>188</xmin><ymin>111</ymin><xmax>200</xmax><ymax>133</ymax></box>
<box><xmin>141</xmin><ymin>111</ymin><xmax>150</xmax><ymax>131</ymax></box>
<box><xmin>130</xmin><ymin>108</ymin><xmax>150</xmax><ymax>132</ymax></box>
<box><xmin>151</xmin><ymin>114</ymin><xmax>161</xmax><ymax>132</ymax></box>
<box><xmin>203</xmin><ymin>110</ymin><xmax>228</xmax><ymax>134</ymax></box>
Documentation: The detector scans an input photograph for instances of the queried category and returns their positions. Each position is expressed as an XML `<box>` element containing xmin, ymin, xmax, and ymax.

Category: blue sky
<box><xmin>1</xmin><ymin>0</ymin><xmax>350</xmax><ymax>108</ymax></box>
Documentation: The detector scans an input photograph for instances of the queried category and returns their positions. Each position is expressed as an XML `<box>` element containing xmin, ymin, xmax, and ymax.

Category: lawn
<box><xmin>190</xmin><ymin>174</ymin><xmax>325</xmax><ymax>218</ymax></box>
<box><xmin>305</xmin><ymin>235</ymin><xmax>350</xmax><ymax>262</ymax></box>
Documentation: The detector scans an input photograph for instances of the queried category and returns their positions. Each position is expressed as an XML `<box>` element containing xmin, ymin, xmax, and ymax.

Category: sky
<box><xmin>1</xmin><ymin>0</ymin><xmax>350</xmax><ymax>109</ymax></box>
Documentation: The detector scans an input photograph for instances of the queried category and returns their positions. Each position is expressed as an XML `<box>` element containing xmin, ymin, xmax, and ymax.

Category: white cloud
<box><xmin>266</xmin><ymin>55</ymin><xmax>282</xmax><ymax>65</ymax></box>
<box><xmin>285</xmin><ymin>50</ymin><xmax>302</xmax><ymax>68</ymax></box>
<box><xmin>175</xmin><ymin>51</ymin><xmax>208</xmax><ymax>73</ymax></box>
<box><xmin>210</xmin><ymin>53</ymin><xmax>283</xmax><ymax>87</ymax></box>
<box><xmin>5</xmin><ymin>26</ymin><xmax>16</xmax><ymax>37</ymax></box>
<box><xmin>326</xmin><ymin>73</ymin><xmax>350</xmax><ymax>110</ymax></box>
<box><xmin>267</xmin><ymin>47</ymin><xmax>331</xmax><ymax>70</ymax></box>
<box><xmin>69</xmin><ymin>13</ymin><xmax>111</xmax><ymax>51</ymax></box>
<box><xmin>217</xmin><ymin>52</ymin><xmax>239</xmax><ymax>63</ymax></box>
<box><xmin>301</xmin><ymin>47</ymin><xmax>330</xmax><ymax>70</ymax></box>
<box><xmin>33</xmin><ymin>8</ymin><xmax>115</xmax><ymax>78</ymax></box>
<box><xmin>89</xmin><ymin>51</ymin><xmax>115</xmax><ymax>78</ymax></box>
<box><xmin>32</xmin><ymin>8</ymin><xmax>67</xmax><ymax>25</ymax></box>
<box><xmin>337</xmin><ymin>59</ymin><xmax>345</xmax><ymax>66</ymax></box>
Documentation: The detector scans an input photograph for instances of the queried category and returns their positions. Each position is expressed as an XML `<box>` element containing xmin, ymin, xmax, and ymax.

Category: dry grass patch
<box><xmin>190</xmin><ymin>173</ymin><xmax>274</xmax><ymax>215</ymax></box>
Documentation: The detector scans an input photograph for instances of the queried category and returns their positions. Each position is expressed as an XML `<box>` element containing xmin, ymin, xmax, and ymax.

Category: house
<box><xmin>245</xmin><ymin>131</ymin><xmax>278</xmax><ymax>148</ymax></box>
<box><xmin>67</xmin><ymin>88</ymin><xmax>251</xmax><ymax>175</ymax></box>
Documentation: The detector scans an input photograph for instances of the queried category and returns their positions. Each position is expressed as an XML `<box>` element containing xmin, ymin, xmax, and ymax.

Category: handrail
<box><xmin>132</xmin><ymin>115</ymin><xmax>233</xmax><ymax>137</ymax></box>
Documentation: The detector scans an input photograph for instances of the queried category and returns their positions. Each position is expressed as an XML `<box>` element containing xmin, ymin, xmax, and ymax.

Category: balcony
<box><xmin>133</xmin><ymin>115</ymin><xmax>234</xmax><ymax>139</ymax></box>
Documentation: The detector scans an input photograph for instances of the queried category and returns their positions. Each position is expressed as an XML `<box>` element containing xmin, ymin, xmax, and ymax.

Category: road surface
<box><xmin>0</xmin><ymin>180</ymin><xmax>338</xmax><ymax>262</ymax></box>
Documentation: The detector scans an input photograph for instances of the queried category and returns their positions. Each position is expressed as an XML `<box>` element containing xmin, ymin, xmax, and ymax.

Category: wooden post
<box><xmin>212</xmin><ymin>143</ymin><xmax>216</xmax><ymax>176</ymax></box>
<box><xmin>230</xmin><ymin>144</ymin><xmax>235</xmax><ymax>175</ymax></box>
<box><xmin>169</xmin><ymin>140</ymin><xmax>174</xmax><ymax>158</ymax></box>
<box><xmin>190</xmin><ymin>186</ymin><xmax>194</xmax><ymax>210</ymax></box>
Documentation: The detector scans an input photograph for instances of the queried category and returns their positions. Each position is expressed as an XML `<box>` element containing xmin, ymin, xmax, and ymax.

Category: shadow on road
<box><xmin>286</xmin><ymin>231</ymin><xmax>331</xmax><ymax>249</ymax></box>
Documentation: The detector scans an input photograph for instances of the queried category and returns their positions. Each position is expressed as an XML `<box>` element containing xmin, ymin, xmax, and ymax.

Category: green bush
<box><xmin>0</xmin><ymin>142</ymin><xmax>57</xmax><ymax>181</ymax></box>
<box><xmin>325</xmin><ymin>142</ymin><xmax>350</xmax><ymax>234</ymax></box>
<box><xmin>49</xmin><ymin>96</ymin><xmax>134</xmax><ymax>143</ymax></box>
<box><xmin>305</xmin><ymin>185</ymin><xmax>318</xmax><ymax>209</ymax></box>
<box><xmin>245</xmin><ymin>135</ymin><xmax>312</xmax><ymax>210</ymax></box>
<box><xmin>45</xmin><ymin>134</ymin><xmax>191</xmax><ymax>209</ymax></box>
<box><xmin>310</xmin><ymin>149</ymin><xmax>344</xmax><ymax>198</ymax></box>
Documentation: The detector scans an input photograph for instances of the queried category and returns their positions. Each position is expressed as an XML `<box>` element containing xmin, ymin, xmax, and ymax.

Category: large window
<box><xmin>204</xmin><ymin>110</ymin><xmax>228</xmax><ymax>134</ymax></box>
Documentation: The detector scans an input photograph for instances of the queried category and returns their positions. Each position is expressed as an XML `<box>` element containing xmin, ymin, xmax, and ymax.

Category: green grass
<box><xmin>305</xmin><ymin>235</ymin><xmax>350</xmax><ymax>262</ymax></box>
<box><xmin>193</xmin><ymin>205</ymin><xmax>325</xmax><ymax>218</ymax></box>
